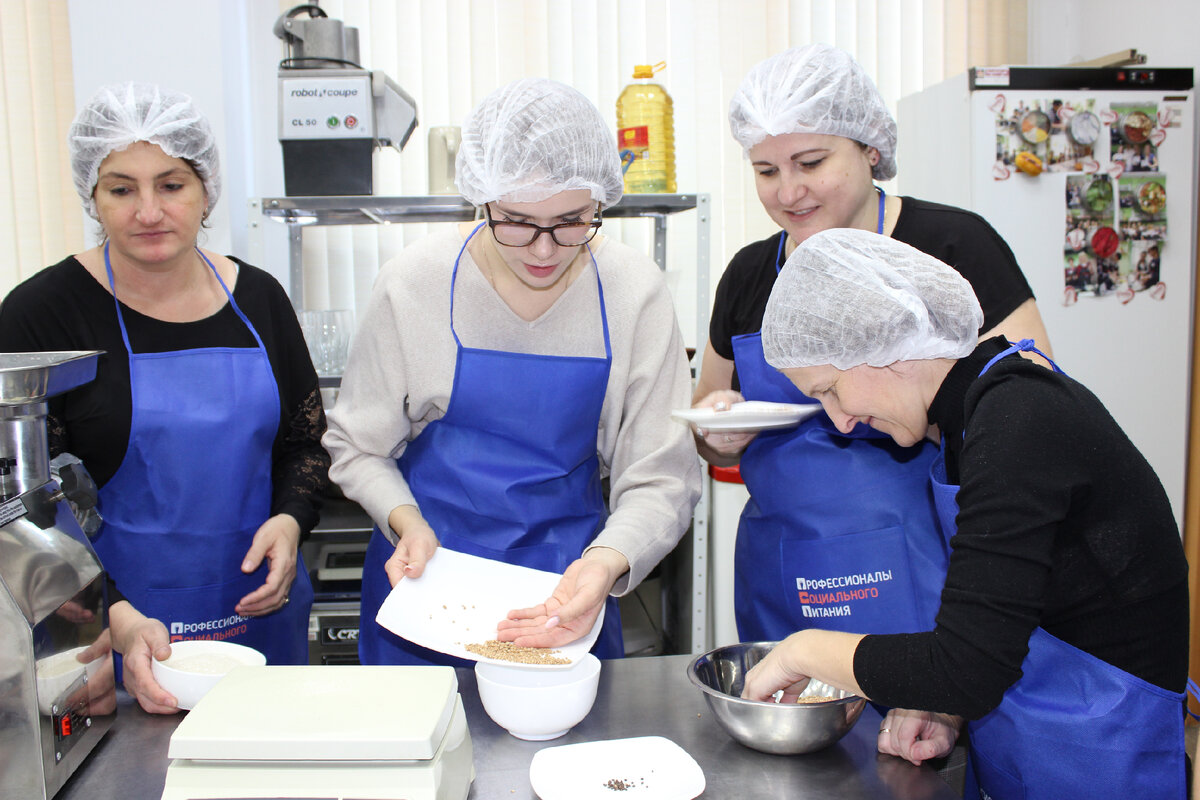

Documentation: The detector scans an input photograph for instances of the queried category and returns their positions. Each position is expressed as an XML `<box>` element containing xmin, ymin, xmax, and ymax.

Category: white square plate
<box><xmin>671</xmin><ymin>400</ymin><xmax>821</xmax><ymax>432</ymax></box>
<box><xmin>375</xmin><ymin>547</ymin><xmax>604</xmax><ymax>668</ymax></box>
<box><xmin>530</xmin><ymin>736</ymin><xmax>705</xmax><ymax>799</ymax></box>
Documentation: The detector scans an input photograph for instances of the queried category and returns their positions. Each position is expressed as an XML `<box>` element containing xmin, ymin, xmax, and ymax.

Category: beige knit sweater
<box><xmin>323</xmin><ymin>226</ymin><xmax>702</xmax><ymax>595</ymax></box>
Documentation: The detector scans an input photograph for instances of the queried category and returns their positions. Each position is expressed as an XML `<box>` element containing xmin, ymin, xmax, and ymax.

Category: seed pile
<box><xmin>604</xmin><ymin>777</ymin><xmax>646</xmax><ymax>791</ymax></box>
<box><xmin>465</xmin><ymin>639</ymin><xmax>570</xmax><ymax>665</ymax></box>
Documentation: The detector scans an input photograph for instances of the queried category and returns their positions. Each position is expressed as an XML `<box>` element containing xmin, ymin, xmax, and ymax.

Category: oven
<box><xmin>308</xmin><ymin>600</ymin><xmax>362</xmax><ymax>665</ymax></box>
<box><xmin>303</xmin><ymin>497</ymin><xmax>372</xmax><ymax>665</ymax></box>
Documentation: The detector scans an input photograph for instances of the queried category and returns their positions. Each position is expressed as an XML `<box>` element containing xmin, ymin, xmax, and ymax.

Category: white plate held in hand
<box><xmin>375</xmin><ymin>547</ymin><xmax>604</xmax><ymax>668</ymax></box>
<box><xmin>530</xmin><ymin>736</ymin><xmax>705</xmax><ymax>799</ymax></box>
<box><xmin>672</xmin><ymin>400</ymin><xmax>821</xmax><ymax>432</ymax></box>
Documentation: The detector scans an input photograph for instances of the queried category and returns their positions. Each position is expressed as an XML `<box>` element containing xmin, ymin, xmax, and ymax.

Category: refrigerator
<box><xmin>898</xmin><ymin>66</ymin><xmax>1196</xmax><ymax>525</ymax></box>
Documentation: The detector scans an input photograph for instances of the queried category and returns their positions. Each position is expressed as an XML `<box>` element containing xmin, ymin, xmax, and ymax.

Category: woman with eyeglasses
<box><xmin>323</xmin><ymin>78</ymin><xmax>701</xmax><ymax>666</ymax></box>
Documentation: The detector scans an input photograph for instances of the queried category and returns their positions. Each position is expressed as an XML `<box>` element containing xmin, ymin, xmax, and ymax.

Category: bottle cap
<box><xmin>632</xmin><ymin>61</ymin><xmax>666</xmax><ymax>79</ymax></box>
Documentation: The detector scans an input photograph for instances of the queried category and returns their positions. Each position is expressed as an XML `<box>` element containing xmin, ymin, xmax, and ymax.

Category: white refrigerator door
<box><xmin>900</xmin><ymin>76</ymin><xmax>1196</xmax><ymax>524</ymax></box>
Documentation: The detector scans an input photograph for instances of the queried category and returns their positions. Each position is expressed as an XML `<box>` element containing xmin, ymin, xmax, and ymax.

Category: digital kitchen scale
<box><xmin>160</xmin><ymin>665</ymin><xmax>473</xmax><ymax>800</ymax></box>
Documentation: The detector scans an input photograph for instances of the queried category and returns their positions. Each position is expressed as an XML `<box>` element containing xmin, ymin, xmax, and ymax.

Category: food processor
<box><xmin>273</xmin><ymin>3</ymin><xmax>419</xmax><ymax>196</ymax></box>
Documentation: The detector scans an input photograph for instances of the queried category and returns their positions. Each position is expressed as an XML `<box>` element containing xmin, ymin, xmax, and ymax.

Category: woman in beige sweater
<box><xmin>323</xmin><ymin>78</ymin><xmax>701</xmax><ymax>666</ymax></box>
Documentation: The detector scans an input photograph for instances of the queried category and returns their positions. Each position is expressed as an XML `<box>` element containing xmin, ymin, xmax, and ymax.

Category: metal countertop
<box><xmin>56</xmin><ymin>653</ymin><xmax>958</xmax><ymax>799</ymax></box>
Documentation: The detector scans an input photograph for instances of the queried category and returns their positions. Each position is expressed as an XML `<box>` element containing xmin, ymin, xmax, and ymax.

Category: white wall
<box><xmin>1027</xmin><ymin>0</ymin><xmax>1199</xmax><ymax>73</ymax></box>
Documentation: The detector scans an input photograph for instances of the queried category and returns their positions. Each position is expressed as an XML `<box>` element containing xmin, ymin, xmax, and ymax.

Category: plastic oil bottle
<box><xmin>616</xmin><ymin>61</ymin><xmax>676</xmax><ymax>193</ymax></box>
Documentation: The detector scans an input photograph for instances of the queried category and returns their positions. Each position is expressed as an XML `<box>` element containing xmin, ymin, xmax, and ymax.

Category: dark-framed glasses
<box><xmin>484</xmin><ymin>204</ymin><xmax>603</xmax><ymax>247</ymax></box>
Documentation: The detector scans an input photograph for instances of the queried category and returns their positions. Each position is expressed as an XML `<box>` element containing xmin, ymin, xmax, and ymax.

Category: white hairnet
<box><xmin>69</xmin><ymin>82</ymin><xmax>221</xmax><ymax>220</ymax></box>
<box><xmin>729</xmin><ymin>44</ymin><xmax>898</xmax><ymax>180</ymax></box>
<box><xmin>455</xmin><ymin>78</ymin><xmax>623</xmax><ymax>207</ymax></box>
<box><xmin>762</xmin><ymin>228</ymin><xmax>983</xmax><ymax>370</ymax></box>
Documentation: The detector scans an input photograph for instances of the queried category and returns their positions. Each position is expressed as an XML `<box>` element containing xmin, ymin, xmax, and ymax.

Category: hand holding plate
<box><xmin>496</xmin><ymin>549</ymin><xmax>626</xmax><ymax>649</ymax></box>
<box><xmin>384</xmin><ymin>505</ymin><xmax>439</xmax><ymax>586</ymax></box>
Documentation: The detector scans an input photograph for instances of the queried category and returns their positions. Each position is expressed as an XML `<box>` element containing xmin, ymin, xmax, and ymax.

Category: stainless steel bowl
<box><xmin>687</xmin><ymin>641</ymin><xmax>867</xmax><ymax>755</ymax></box>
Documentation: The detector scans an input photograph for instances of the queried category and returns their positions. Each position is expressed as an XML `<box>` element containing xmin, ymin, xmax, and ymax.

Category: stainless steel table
<box><xmin>57</xmin><ymin>654</ymin><xmax>958</xmax><ymax>799</ymax></box>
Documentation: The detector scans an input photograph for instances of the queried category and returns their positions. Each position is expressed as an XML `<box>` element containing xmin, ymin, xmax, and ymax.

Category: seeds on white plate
<box><xmin>605</xmin><ymin>777</ymin><xmax>645</xmax><ymax>791</ymax></box>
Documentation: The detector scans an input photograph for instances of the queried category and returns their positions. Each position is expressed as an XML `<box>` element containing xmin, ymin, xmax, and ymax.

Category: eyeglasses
<box><xmin>484</xmin><ymin>204</ymin><xmax>603</xmax><ymax>247</ymax></box>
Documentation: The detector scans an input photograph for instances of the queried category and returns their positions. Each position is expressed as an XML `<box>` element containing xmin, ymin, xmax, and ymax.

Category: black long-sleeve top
<box><xmin>854</xmin><ymin>337</ymin><xmax>1188</xmax><ymax>719</ymax></box>
<box><xmin>0</xmin><ymin>256</ymin><xmax>330</xmax><ymax>540</ymax></box>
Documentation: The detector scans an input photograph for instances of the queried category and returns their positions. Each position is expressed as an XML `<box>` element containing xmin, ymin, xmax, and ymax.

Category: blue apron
<box><xmin>92</xmin><ymin>244</ymin><xmax>313</xmax><ymax>676</ymax></box>
<box><xmin>929</xmin><ymin>340</ymin><xmax>1186</xmax><ymax>800</ymax></box>
<box><xmin>359</xmin><ymin>224</ymin><xmax>623</xmax><ymax>666</ymax></box>
<box><xmin>732</xmin><ymin>191</ymin><xmax>949</xmax><ymax>641</ymax></box>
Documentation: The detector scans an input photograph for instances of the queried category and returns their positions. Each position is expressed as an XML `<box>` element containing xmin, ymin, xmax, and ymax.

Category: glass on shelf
<box><xmin>298</xmin><ymin>309</ymin><xmax>355</xmax><ymax>377</ymax></box>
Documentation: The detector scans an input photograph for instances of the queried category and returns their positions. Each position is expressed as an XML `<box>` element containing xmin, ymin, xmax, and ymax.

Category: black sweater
<box><xmin>854</xmin><ymin>337</ymin><xmax>1188</xmax><ymax>719</ymax></box>
<box><xmin>0</xmin><ymin>256</ymin><xmax>330</xmax><ymax>536</ymax></box>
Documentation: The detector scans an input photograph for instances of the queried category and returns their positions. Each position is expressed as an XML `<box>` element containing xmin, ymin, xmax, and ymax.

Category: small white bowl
<box><xmin>151</xmin><ymin>640</ymin><xmax>266</xmax><ymax>710</ymax></box>
<box><xmin>475</xmin><ymin>653</ymin><xmax>601</xmax><ymax>740</ymax></box>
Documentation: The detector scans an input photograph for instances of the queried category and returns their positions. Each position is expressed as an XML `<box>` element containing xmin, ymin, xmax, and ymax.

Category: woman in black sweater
<box><xmin>745</xmin><ymin>228</ymin><xmax>1188</xmax><ymax>800</ymax></box>
<box><xmin>0</xmin><ymin>83</ymin><xmax>329</xmax><ymax>713</ymax></box>
<box><xmin>692</xmin><ymin>44</ymin><xmax>1054</xmax><ymax>649</ymax></box>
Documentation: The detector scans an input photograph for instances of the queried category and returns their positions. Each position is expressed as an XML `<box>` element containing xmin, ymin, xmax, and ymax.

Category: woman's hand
<box><xmin>384</xmin><ymin>504</ymin><xmax>440</xmax><ymax>586</ymax></box>
<box><xmin>740</xmin><ymin>629</ymin><xmax>866</xmax><ymax>702</ymax></box>
<box><xmin>876</xmin><ymin>708</ymin><xmax>962</xmax><ymax>766</ymax></box>
<box><xmin>237</xmin><ymin>514</ymin><xmax>301</xmax><ymax>616</ymax></box>
<box><xmin>494</xmin><ymin>547</ymin><xmax>629</xmax><ymax>649</ymax></box>
<box><xmin>740</xmin><ymin>636</ymin><xmax>813</xmax><ymax>703</ymax></box>
<box><xmin>109</xmin><ymin>600</ymin><xmax>179</xmax><ymax>714</ymax></box>
<box><xmin>692</xmin><ymin>390</ymin><xmax>756</xmax><ymax>460</ymax></box>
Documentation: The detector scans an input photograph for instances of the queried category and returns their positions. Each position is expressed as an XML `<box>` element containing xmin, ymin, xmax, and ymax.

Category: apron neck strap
<box><xmin>103</xmin><ymin>242</ymin><xmax>264</xmax><ymax>354</ymax></box>
<box><xmin>979</xmin><ymin>339</ymin><xmax>1064</xmax><ymax>376</ymax></box>
<box><xmin>452</xmin><ymin>223</ymin><xmax>610</xmax><ymax>358</ymax></box>
<box><xmin>775</xmin><ymin>186</ymin><xmax>887</xmax><ymax>274</ymax></box>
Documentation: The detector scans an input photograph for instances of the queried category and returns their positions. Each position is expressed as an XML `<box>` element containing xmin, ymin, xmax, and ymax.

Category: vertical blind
<box><xmin>0</xmin><ymin>0</ymin><xmax>83</xmax><ymax>293</ymax></box>
<box><xmin>291</xmin><ymin>0</ymin><xmax>1028</xmax><ymax>345</ymax></box>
